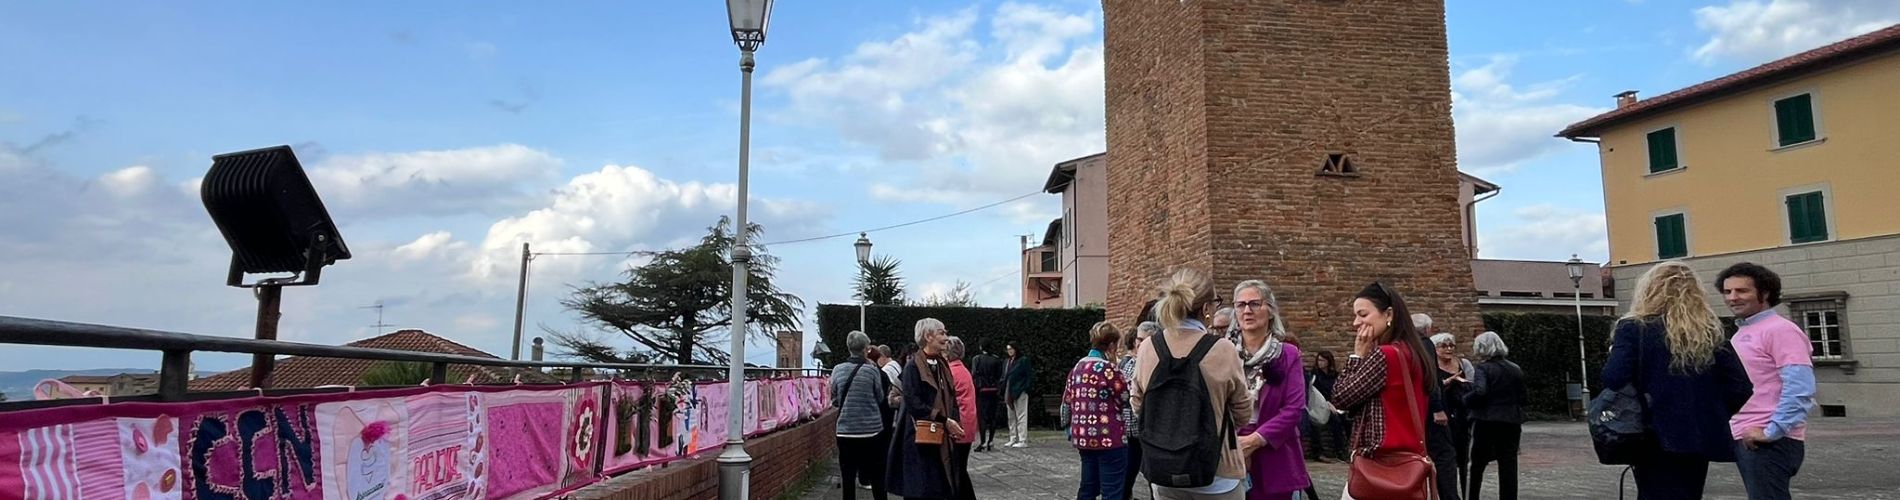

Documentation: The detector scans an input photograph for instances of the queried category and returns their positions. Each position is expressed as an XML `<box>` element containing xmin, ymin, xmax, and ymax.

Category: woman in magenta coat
<box><xmin>1229</xmin><ymin>280</ymin><xmax>1313</xmax><ymax>499</ymax></box>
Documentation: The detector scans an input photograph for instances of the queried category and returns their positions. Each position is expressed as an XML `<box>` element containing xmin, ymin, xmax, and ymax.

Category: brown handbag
<box><xmin>1347</xmin><ymin>345</ymin><xmax>1437</xmax><ymax>500</ymax></box>
<box><xmin>914</xmin><ymin>420</ymin><xmax>946</xmax><ymax>445</ymax></box>
<box><xmin>911</xmin><ymin>354</ymin><xmax>956</xmax><ymax>446</ymax></box>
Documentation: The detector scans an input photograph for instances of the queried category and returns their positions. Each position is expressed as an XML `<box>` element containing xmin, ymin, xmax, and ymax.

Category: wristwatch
<box><xmin>1347</xmin><ymin>354</ymin><xmax>1363</xmax><ymax>361</ymax></box>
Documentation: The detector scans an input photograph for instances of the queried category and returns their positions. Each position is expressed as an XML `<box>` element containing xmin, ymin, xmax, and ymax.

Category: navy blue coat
<box><xmin>1600</xmin><ymin>317</ymin><xmax>1753</xmax><ymax>462</ymax></box>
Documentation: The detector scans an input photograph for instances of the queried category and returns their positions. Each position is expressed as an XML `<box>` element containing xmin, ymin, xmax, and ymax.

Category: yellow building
<box><xmin>1560</xmin><ymin>24</ymin><xmax>1900</xmax><ymax>416</ymax></box>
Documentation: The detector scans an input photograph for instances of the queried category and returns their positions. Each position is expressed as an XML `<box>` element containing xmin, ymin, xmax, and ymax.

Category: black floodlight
<box><xmin>202</xmin><ymin>145</ymin><xmax>350</xmax><ymax>287</ymax></box>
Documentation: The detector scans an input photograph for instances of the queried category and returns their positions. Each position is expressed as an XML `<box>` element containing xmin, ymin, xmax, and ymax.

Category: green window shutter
<box><xmin>1647</xmin><ymin>128</ymin><xmax>1678</xmax><ymax>173</ymax></box>
<box><xmin>1656</xmin><ymin>214</ymin><xmax>1687</xmax><ymax>259</ymax></box>
<box><xmin>1775</xmin><ymin>94</ymin><xmax>1816</xmax><ymax>146</ymax></box>
<box><xmin>1787</xmin><ymin>192</ymin><xmax>1829</xmax><ymax>243</ymax></box>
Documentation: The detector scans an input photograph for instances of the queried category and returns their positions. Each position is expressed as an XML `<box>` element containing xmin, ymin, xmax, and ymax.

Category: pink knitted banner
<box><xmin>0</xmin><ymin>377</ymin><xmax>828</xmax><ymax>500</ymax></box>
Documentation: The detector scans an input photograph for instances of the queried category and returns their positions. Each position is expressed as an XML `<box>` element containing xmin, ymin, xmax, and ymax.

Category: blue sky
<box><xmin>2</xmin><ymin>0</ymin><xmax>1893</xmax><ymax>373</ymax></box>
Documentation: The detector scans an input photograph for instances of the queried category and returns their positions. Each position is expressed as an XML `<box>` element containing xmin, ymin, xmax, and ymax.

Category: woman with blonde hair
<box><xmin>1131</xmin><ymin>269</ymin><xmax>1254</xmax><ymax>500</ymax></box>
<box><xmin>1600</xmin><ymin>261</ymin><xmax>1753</xmax><ymax>499</ymax></box>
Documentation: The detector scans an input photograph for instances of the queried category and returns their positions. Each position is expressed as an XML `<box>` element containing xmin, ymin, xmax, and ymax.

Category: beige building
<box><xmin>1559</xmin><ymin>25</ymin><xmax>1900</xmax><ymax>416</ymax></box>
<box><xmin>1020</xmin><ymin>220</ymin><xmax>1064</xmax><ymax>309</ymax></box>
<box><xmin>1022</xmin><ymin>153</ymin><xmax>1110</xmax><ymax>308</ymax></box>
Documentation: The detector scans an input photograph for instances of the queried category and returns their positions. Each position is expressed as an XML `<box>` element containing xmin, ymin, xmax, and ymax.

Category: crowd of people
<box><xmin>826</xmin><ymin>260</ymin><xmax>1813</xmax><ymax>500</ymax></box>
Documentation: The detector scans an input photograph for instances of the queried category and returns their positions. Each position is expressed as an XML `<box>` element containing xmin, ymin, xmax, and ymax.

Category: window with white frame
<box><xmin>1790</xmin><ymin>296</ymin><xmax>1848</xmax><ymax>359</ymax></box>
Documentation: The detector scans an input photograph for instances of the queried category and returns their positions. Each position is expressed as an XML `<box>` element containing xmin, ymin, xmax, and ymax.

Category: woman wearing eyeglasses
<box><xmin>1230</xmin><ymin>279</ymin><xmax>1313</xmax><ymax>500</ymax></box>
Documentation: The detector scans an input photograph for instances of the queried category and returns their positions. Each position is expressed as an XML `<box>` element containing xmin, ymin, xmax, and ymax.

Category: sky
<box><xmin>3</xmin><ymin>0</ymin><xmax>1895</xmax><ymax>373</ymax></box>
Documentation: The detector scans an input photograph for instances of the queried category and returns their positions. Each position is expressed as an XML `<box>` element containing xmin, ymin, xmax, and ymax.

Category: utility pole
<box><xmin>511</xmin><ymin>242</ymin><xmax>532</xmax><ymax>360</ymax></box>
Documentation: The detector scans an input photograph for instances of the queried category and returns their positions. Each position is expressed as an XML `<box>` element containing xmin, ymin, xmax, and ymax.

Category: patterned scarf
<box><xmin>1232</xmin><ymin>328</ymin><xmax>1285</xmax><ymax>398</ymax></box>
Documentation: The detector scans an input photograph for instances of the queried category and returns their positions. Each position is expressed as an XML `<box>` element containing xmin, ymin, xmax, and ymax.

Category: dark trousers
<box><xmin>1450</xmin><ymin>415</ymin><xmax>1472</xmax><ymax>497</ymax></box>
<box><xmin>977</xmin><ymin>392</ymin><xmax>1002</xmax><ymax>447</ymax></box>
<box><xmin>1077</xmin><ymin>447</ymin><xmax>1129</xmax><ymax>500</ymax></box>
<box><xmin>953</xmin><ymin>442</ymin><xmax>976</xmax><ymax>500</ymax></box>
<box><xmin>1734</xmin><ymin>439</ymin><xmax>1804</xmax><ymax>500</ymax></box>
<box><xmin>1428</xmin><ymin>422</ymin><xmax>1462</xmax><ymax>500</ymax></box>
<box><xmin>1467</xmin><ymin>421</ymin><xmax>1521</xmax><ymax>500</ymax></box>
<box><xmin>1122</xmin><ymin>437</ymin><xmax>1143</xmax><ymax>500</ymax></box>
<box><xmin>1632</xmin><ymin>452</ymin><xmax>1709</xmax><ymax>500</ymax></box>
<box><xmin>839</xmin><ymin>434</ymin><xmax>890</xmax><ymax>500</ymax></box>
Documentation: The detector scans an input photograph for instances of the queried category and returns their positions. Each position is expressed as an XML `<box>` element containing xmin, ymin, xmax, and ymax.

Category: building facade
<box><xmin>1559</xmin><ymin>25</ymin><xmax>1900</xmax><ymax>416</ymax></box>
<box><xmin>1102</xmin><ymin>0</ymin><xmax>1482</xmax><ymax>354</ymax></box>
<box><xmin>1020</xmin><ymin>222</ymin><xmax>1064</xmax><ymax>309</ymax></box>
<box><xmin>1471</xmin><ymin>259</ymin><xmax>1617</xmax><ymax>316</ymax></box>
<box><xmin>1046</xmin><ymin>153</ymin><xmax>1110</xmax><ymax>308</ymax></box>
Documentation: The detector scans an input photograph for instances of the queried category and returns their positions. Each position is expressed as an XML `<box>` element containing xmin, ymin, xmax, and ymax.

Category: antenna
<box><xmin>359</xmin><ymin>301</ymin><xmax>395</xmax><ymax>335</ymax></box>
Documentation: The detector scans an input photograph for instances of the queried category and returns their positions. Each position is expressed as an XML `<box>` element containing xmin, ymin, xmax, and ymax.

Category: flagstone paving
<box><xmin>802</xmin><ymin>416</ymin><xmax>1900</xmax><ymax>499</ymax></box>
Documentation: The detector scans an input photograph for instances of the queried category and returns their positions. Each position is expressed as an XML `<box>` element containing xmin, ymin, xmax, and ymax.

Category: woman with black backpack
<box><xmin>1130</xmin><ymin>268</ymin><xmax>1254</xmax><ymax>500</ymax></box>
<box><xmin>1599</xmin><ymin>262</ymin><xmax>1752</xmax><ymax>499</ymax></box>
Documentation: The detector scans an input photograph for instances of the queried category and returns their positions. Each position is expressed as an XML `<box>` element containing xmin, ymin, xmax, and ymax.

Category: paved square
<box><xmin>803</xmin><ymin>417</ymin><xmax>1900</xmax><ymax>499</ymax></box>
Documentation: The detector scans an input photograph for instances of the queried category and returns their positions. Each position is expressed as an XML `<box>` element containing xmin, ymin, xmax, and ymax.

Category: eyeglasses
<box><xmin>1234</xmin><ymin>300</ymin><xmax>1268</xmax><ymax>310</ymax></box>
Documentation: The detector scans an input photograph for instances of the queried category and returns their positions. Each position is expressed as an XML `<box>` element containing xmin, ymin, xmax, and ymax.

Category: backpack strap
<box><xmin>1182</xmin><ymin>335</ymin><xmax>1236</xmax><ymax>449</ymax></box>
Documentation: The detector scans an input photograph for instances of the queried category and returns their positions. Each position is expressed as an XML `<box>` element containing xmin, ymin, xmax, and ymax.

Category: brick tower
<box><xmin>1103</xmin><ymin>0</ymin><xmax>1481</xmax><ymax>353</ymax></box>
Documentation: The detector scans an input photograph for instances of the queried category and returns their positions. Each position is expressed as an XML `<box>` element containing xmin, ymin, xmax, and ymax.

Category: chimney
<box><xmin>531</xmin><ymin>336</ymin><xmax>545</xmax><ymax>362</ymax></box>
<box><xmin>1614</xmin><ymin>90</ymin><xmax>1639</xmax><ymax>109</ymax></box>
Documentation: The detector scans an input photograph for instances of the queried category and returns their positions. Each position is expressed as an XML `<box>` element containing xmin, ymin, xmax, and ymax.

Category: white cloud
<box><xmin>764</xmin><ymin>3</ymin><xmax>1105</xmax><ymax>201</ymax></box>
<box><xmin>393</xmin><ymin>231</ymin><xmax>468</xmax><ymax>262</ymax></box>
<box><xmin>97</xmin><ymin>165</ymin><xmax>158</xmax><ymax>198</ymax></box>
<box><xmin>1691</xmin><ymin>0</ymin><xmax>1900</xmax><ymax>64</ymax></box>
<box><xmin>307</xmin><ymin>143</ymin><xmax>560</xmax><ymax>219</ymax></box>
<box><xmin>467</xmin><ymin>163</ymin><xmax>829</xmax><ymax>282</ymax></box>
<box><xmin>1451</xmin><ymin>57</ymin><xmax>1608</xmax><ymax>176</ymax></box>
<box><xmin>1481</xmin><ymin>204</ymin><xmax>1609</xmax><ymax>262</ymax></box>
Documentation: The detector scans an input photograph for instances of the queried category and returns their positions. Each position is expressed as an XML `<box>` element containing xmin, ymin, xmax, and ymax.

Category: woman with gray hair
<box><xmin>1463</xmin><ymin>331</ymin><xmax>1527</xmax><ymax>500</ymax></box>
<box><xmin>1229</xmin><ymin>279</ymin><xmax>1314</xmax><ymax>499</ymax></box>
<box><xmin>831</xmin><ymin>331</ymin><xmax>891</xmax><ymax>500</ymax></box>
<box><xmin>945</xmin><ymin>337</ymin><xmax>979</xmax><ymax>500</ymax></box>
<box><xmin>886</xmin><ymin>318</ymin><xmax>964</xmax><ymax>499</ymax></box>
<box><xmin>1432</xmin><ymin>331</ymin><xmax>1475</xmax><ymax>497</ymax></box>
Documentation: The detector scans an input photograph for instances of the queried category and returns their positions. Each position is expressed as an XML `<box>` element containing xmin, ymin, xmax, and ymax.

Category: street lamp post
<box><xmin>1567</xmin><ymin>255</ymin><xmax>1589</xmax><ymax>397</ymax></box>
<box><xmin>720</xmin><ymin>1</ymin><xmax>772</xmax><ymax>498</ymax></box>
<box><xmin>855</xmin><ymin>233</ymin><xmax>873</xmax><ymax>334</ymax></box>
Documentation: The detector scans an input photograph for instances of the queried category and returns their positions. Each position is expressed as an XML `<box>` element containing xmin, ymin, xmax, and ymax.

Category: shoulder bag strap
<box><xmin>1396</xmin><ymin>345</ymin><xmax>1426</xmax><ymax>446</ymax></box>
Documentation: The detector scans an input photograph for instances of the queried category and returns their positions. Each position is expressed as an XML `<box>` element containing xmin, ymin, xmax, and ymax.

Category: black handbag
<box><xmin>1587</xmin><ymin>325</ymin><xmax>1656</xmax><ymax>465</ymax></box>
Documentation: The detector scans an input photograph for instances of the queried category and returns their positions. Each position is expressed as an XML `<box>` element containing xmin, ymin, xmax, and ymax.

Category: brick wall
<box><xmin>1104</xmin><ymin>0</ymin><xmax>1481</xmax><ymax>355</ymax></box>
<box><xmin>571</xmin><ymin>411</ymin><xmax>839</xmax><ymax>500</ymax></box>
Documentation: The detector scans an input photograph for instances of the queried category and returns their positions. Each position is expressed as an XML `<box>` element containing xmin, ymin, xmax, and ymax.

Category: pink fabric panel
<box><xmin>484</xmin><ymin>402</ymin><xmax>563</xmax><ymax>499</ymax></box>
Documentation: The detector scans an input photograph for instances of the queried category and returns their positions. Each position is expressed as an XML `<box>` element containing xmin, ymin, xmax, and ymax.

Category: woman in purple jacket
<box><xmin>1229</xmin><ymin>280</ymin><xmax>1313</xmax><ymax>499</ymax></box>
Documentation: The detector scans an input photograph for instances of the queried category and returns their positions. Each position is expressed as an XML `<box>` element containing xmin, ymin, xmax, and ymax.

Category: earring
<box><xmin>1386</xmin><ymin>320</ymin><xmax>1392</xmax><ymax>328</ymax></box>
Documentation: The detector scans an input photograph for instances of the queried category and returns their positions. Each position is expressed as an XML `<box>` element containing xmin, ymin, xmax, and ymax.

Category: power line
<box><xmin>528</xmin><ymin>183</ymin><xmax>1061</xmax><ymax>257</ymax></box>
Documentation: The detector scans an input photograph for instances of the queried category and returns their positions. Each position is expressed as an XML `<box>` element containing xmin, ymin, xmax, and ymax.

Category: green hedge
<box><xmin>1479</xmin><ymin>312</ymin><xmax>1619</xmax><ymax>418</ymax></box>
<box><xmin>816</xmin><ymin>303</ymin><xmax>1102</xmax><ymax>427</ymax></box>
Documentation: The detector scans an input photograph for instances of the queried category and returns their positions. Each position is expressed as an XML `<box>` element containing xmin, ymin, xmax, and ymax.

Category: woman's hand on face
<box><xmin>1353</xmin><ymin>323</ymin><xmax>1376</xmax><ymax>357</ymax></box>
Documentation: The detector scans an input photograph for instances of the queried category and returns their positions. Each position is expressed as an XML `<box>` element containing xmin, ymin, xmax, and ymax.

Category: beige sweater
<box><xmin>1130</xmin><ymin>328</ymin><xmax>1256</xmax><ymax>481</ymax></box>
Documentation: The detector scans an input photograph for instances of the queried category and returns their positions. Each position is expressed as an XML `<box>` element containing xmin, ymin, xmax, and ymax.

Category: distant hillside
<box><xmin>0</xmin><ymin>368</ymin><xmax>216</xmax><ymax>401</ymax></box>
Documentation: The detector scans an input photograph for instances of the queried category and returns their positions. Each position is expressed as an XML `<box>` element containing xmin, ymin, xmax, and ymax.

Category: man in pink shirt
<box><xmin>1720</xmin><ymin>262</ymin><xmax>1814</xmax><ymax>500</ymax></box>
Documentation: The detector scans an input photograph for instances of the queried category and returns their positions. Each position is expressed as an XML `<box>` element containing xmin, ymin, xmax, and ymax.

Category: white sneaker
<box><xmin>1010</xmin><ymin>442</ymin><xmax>1030</xmax><ymax>448</ymax></box>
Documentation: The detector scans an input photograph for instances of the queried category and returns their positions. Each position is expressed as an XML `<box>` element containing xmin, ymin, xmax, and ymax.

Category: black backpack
<box><xmin>1140</xmin><ymin>335</ymin><xmax>1232</xmax><ymax>488</ymax></box>
<box><xmin>1587</xmin><ymin>323</ymin><xmax>1656</xmax><ymax>465</ymax></box>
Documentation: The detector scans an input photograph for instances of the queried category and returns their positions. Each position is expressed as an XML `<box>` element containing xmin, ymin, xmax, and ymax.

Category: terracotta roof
<box><xmin>190</xmin><ymin>329</ymin><xmax>555</xmax><ymax>392</ymax></box>
<box><xmin>1558</xmin><ymin>23</ymin><xmax>1900</xmax><ymax>138</ymax></box>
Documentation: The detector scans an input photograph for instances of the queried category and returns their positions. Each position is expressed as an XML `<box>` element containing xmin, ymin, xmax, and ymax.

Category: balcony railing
<box><xmin>0</xmin><ymin>315</ymin><xmax>818</xmax><ymax>410</ymax></box>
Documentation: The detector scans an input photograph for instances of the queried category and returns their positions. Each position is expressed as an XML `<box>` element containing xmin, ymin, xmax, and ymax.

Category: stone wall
<box><xmin>571</xmin><ymin>411</ymin><xmax>839</xmax><ymax>500</ymax></box>
<box><xmin>1104</xmin><ymin>0</ymin><xmax>1481</xmax><ymax>355</ymax></box>
<box><xmin>1611</xmin><ymin>234</ymin><xmax>1900</xmax><ymax>417</ymax></box>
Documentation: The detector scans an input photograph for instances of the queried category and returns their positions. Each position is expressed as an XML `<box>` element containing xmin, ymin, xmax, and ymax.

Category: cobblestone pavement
<box><xmin>802</xmin><ymin>417</ymin><xmax>1900</xmax><ymax>499</ymax></box>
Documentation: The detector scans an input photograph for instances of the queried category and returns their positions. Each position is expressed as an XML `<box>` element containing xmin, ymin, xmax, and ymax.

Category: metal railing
<box><xmin>0</xmin><ymin>315</ymin><xmax>821</xmax><ymax>408</ymax></box>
